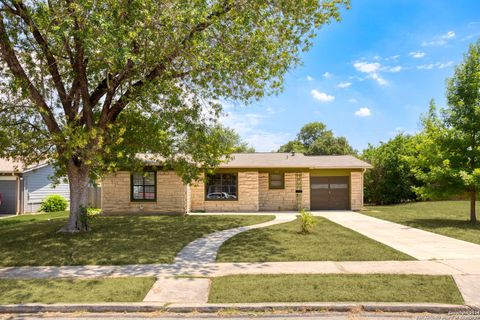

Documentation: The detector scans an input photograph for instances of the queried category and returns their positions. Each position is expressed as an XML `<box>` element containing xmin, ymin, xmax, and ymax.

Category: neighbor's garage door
<box><xmin>0</xmin><ymin>180</ymin><xmax>17</xmax><ymax>214</ymax></box>
<box><xmin>310</xmin><ymin>176</ymin><xmax>349</xmax><ymax>210</ymax></box>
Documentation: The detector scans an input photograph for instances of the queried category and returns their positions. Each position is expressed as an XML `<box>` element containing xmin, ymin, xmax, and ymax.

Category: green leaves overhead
<box><xmin>279</xmin><ymin>121</ymin><xmax>356</xmax><ymax>155</ymax></box>
<box><xmin>0</xmin><ymin>0</ymin><xmax>349</xmax><ymax>181</ymax></box>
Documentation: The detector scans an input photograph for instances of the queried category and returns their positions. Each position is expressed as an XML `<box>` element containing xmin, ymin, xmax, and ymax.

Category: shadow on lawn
<box><xmin>403</xmin><ymin>218</ymin><xmax>480</xmax><ymax>231</ymax></box>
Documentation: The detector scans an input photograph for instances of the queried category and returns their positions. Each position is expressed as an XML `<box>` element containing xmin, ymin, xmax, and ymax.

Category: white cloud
<box><xmin>385</xmin><ymin>55</ymin><xmax>400</xmax><ymax>61</ymax></box>
<box><xmin>438</xmin><ymin>61</ymin><xmax>454</xmax><ymax>69</ymax></box>
<box><xmin>422</xmin><ymin>31</ymin><xmax>456</xmax><ymax>46</ymax></box>
<box><xmin>323</xmin><ymin>72</ymin><xmax>332</xmax><ymax>79</ymax></box>
<box><xmin>220</xmin><ymin>107</ymin><xmax>290</xmax><ymax>151</ymax></box>
<box><xmin>353</xmin><ymin>61</ymin><xmax>389</xmax><ymax>86</ymax></box>
<box><xmin>417</xmin><ymin>64</ymin><xmax>434</xmax><ymax>70</ymax></box>
<box><xmin>306</xmin><ymin>75</ymin><xmax>314</xmax><ymax>81</ymax></box>
<box><xmin>441</xmin><ymin>31</ymin><xmax>456</xmax><ymax>39</ymax></box>
<box><xmin>336</xmin><ymin>82</ymin><xmax>352</xmax><ymax>89</ymax></box>
<box><xmin>348</xmin><ymin>98</ymin><xmax>358</xmax><ymax>104</ymax></box>
<box><xmin>353</xmin><ymin>61</ymin><xmax>381</xmax><ymax>73</ymax></box>
<box><xmin>310</xmin><ymin>89</ymin><xmax>335</xmax><ymax>102</ymax></box>
<box><xmin>354</xmin><ymin>107</ymin><xmax>372</xmax><ymax>117</ymax></box>
<box><xmin>409</xmin><ymin>51</ymin><xmax>426</xmax><ymax>58</ymax></box>
<box><xmin>384</xmin><ymin>66</ymin><xmax>402</xmax><ymax>73</ymax></box>
<box><xmin>370</xmin><ymin>73</ymin><xmax>388</xmax><ymax>86</ymax></box>
<box><xmin>417</xmin><ymin>61</ymin><xmax>454</xmax><ymax>70</ymax></box>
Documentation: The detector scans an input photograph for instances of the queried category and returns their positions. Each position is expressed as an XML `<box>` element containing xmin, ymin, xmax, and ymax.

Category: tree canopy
<box><xmin>409</xmin><ymin>41</ymin><xmax>480</xmax><ymax>222</ymax></box>
<box><xmin>278</xmin><ymin>122</ymin><xmax>356</xmax><ymax>155</ymax></box>
<box><xmin>362</xmin><ymin>134</ymin><xmax>419</xmax><ymax>205</ymax></box>
<box><xmin>0</xmin><ymin>0</ymin><xmax>349</xmax><ymax>231</ymax></box>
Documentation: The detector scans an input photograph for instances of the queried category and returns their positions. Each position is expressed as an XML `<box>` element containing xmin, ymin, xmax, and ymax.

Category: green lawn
<box><xmin>362</xmin><ymin>201</ymin><xmax>480</xmax><ymax>245</ymax></box>
<box><xmin>0</xmin><ymin>212</ymin><xmax>272</xmax><ymax>266</ymax></box>
<box><xmin>217</xmin><ymin>217</ymin><xmax>413</xmax><ymax>262</ymax></box>
<box><xmin>209</xmin><ymin>274</ymin><xmax>464</xmax><ymax>304</ymax></box>
<box><xmin>0</xmin><ymin>277</ymin><xmax>155</xmax><ymax>304</ymax></box>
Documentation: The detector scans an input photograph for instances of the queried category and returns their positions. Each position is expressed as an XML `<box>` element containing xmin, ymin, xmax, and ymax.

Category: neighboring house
<box><xmin>102</xmin><ymin>152</ymin><xmax>372</xmax><ymax>214</ymax></box>
<box><xmin>0</xmin><ymin>159</ymin><xmax>70</xmax><ymax>214</ymax></box>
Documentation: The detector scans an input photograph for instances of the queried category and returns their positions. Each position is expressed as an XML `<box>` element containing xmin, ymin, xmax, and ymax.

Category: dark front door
<box><xmin>0</xmin><ymin>180</ymin><xmax>18</xmax><ymax>214</ymax></box>
<box><xmin>310</xmin><ymin>176</ymin><xmax>349</xmax><ymax>210</ymax></box>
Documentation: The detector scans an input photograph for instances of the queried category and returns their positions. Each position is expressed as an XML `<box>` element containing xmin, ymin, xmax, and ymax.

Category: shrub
<box><xmin>40</xmin><ymin>195</ymin><xmax>68</xmax><ymax>212</ymax></box>
<box><xmin>299</xmin><ymin>209</ymin><xmax>317</xmax><ymax>234</ymax></box>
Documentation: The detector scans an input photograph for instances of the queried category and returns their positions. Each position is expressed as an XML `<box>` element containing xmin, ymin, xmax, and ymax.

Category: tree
<box><xmin>412</xmin><ymin>89</ymin><xmax>480</xmax><ymax>223</ymax></box>
<box><xmin>213</xmin><ymin>126</ymin><xmax>255</xmax><ymax>153</ymax></box>
<box><xmin>362</xmin><ymin>134</ymin><xmax>419</xmax><ymax>205</ymax></box>
<box><xmin>0</xmin><ymin>0</ymin><xmax>348</xmax><ymax>232</ymax></box>
<box><xmin>278</xmin><ymin>122</ymin><xmax>356</xmax><ymax>155</ymax></box>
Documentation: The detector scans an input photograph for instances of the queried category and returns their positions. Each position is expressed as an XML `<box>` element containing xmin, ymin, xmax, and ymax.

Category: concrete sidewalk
<box><xmin>313</xmin><ymin>211</ymin><xmax>480</xmax><ymax>260</ymax></box>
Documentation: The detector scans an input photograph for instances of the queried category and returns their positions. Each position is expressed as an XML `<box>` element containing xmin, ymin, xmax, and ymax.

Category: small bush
<box><xmin>299</xmin><ymin>209</ymin><xmax>317</xmax><ymax>234</ymax></box>
<box><xmin>40</xmin><ymin>195</ymin><xmax>68</xmax><ymax>213</ymax></box>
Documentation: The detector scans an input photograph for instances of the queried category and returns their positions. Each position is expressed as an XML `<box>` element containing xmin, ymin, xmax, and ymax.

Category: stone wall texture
<box><xmin>102</xmin><ymin>171</ymin><xmax>187</xmax><ymax>214</ymax></box>
<box><xmin>350</xmin><ymin>171</ymin><xmax>364</xmax><ymax>211</ymax></box>
<box><xmin>101</xmin><ymin>169</ymin><xmax>364</xmax><ymax>213</ymax></box>
<box><xmin>190</xmin><ymin>171</ymin><xmax>259</xmax><ymax>212</ymax></box>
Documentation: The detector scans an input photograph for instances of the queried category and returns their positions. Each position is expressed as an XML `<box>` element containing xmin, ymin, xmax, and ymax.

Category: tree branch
<box><xmin>98</xmin><ymin>0</ymin><xmax>235</xmax><ymax>128</ymax></box>
<box><xmin>6</xmin><ymin>0</ymin><xmax>72</xmax><ymax>118</ymax></box>
<box><xmin>0</xmin><ymin>13</ymin><xmax>61</xmax><ymax>135</ymax></box>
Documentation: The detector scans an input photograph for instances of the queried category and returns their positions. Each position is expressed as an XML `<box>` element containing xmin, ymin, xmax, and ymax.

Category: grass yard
<box><xmin>0</xmin><ymin>212</ymin><xmax>272</xmax><ymax>266</ymax></box>
<box><xmin>362</xmin><ymin>201</ymin><xmax>480</xmax><ymax>245</ymax></box>
<box><xmin>209</xmin><ymin>274</ymin><xmax>464</xmax><ymax>304</ymax></box>
<box><xmin>0</xmin><ymin>277</ymin><xmax>155</xmax><ymax>304</ymax></box>
<box><xmin>216</xmin><ymin>217</ymin><xmax>413</xmax><ymax>262</ymax></box>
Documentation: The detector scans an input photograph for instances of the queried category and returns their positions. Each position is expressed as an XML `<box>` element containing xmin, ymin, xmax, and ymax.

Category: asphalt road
<box><xmin>3</xmin><ymin>312</ymin><xmax>480</xmax><ymax>320</ymax></box>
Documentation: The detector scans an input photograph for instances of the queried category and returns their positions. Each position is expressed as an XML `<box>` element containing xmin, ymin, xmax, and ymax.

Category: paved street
<box><xmin>4</xmin><ymin>311</ymin><xmax>480</xmax><ymax>320</ymax></box>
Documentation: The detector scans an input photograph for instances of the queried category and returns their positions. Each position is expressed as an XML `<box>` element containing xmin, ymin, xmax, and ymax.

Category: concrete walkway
<box><xmin>175</xmin><ymin>214</ymin><xmax>295</xmax><ymax>264</ymax></box>
<box><xmin>313</xmin><ymin>210</ymin><xmax>480</xmax><ymax>260</ymax></box>
<box><xmin>145</xmin><ymin>214</ymin><xmax>295</xmax><ymax>303</ymax></box>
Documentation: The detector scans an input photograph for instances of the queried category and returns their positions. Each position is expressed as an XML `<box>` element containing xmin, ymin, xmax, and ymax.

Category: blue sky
<box><xmin>220</xmin><ymin>0</ymin><xmax>480</xmax><ymax>152</ymax></box>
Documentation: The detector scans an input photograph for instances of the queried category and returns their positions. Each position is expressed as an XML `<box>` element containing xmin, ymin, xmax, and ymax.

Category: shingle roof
<box><xmin>0</xmin><ymin>158</ymin><xmax>24</xmax><ymax>174</ymax></box>
<box><xmin>0</xmin><ymin>158</ymin><xmax>49</xmax><ymax>174</ymax></box>
<box><xmin>218</xmin><ymin>153</ymin><xmax>372</xmax><ymax>169</ymax></box>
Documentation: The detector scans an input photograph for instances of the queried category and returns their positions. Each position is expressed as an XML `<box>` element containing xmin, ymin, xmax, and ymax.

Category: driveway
<box><xmin>313</xmin><ymin>210</ymin><xmax>480</xmax><ymax>260</ymax></box>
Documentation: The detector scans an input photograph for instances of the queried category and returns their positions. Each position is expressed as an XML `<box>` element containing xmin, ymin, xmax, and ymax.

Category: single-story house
<box><xmin>0</xmin><ymin>159</ymin><xmax>70</xmax><ymax>214</ymax></box>
<box><xmin>102</xmin><ymin>152</ymin><xmax>372</xmax><ymax>214</ymax></box>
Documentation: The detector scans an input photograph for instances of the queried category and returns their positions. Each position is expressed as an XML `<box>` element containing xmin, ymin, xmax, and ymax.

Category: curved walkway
<box><xmin>174</xmin><ymin>214</ymin><xmax>296</xmax><ymax>264</ymax></box>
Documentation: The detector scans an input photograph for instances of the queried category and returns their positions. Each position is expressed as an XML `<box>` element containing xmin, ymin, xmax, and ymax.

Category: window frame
<box><xmin>130</xmin><ymin>170</ymin><xmax>157</xmax><ymax>202</ymax></box>
<box><xmin>204</xmin><ymin>172</ymin><xmax>239</xmax><ymax>201</ymax></box>
<box><xmin>269</xmin><ymin>172</ymin><xmax>285</xmax><ymax>189</ymax></box>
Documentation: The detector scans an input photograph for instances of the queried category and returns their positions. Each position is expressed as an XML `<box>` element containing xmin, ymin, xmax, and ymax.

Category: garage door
<box><xmin>0</xmin><ymin>180</ymin><xmax>17</xmax><ymax>214</ymax></box>
<box><xmin>310</xmin><ymin>176</ymin><xmax>349</xmax><ymax>210</ymax></box>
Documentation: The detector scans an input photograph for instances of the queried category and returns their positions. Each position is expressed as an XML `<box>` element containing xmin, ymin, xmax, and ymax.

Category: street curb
<box><xmin>0</xmin><ymin>302</ymin><xmax>475</xmax><ymax>314</ymax></box>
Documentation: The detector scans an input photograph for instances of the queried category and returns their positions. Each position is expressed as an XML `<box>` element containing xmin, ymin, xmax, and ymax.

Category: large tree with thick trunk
<box><xmin>0</xmin><ymin>0</ymin><xmax>348</xmax><ymax>232</ymax></box>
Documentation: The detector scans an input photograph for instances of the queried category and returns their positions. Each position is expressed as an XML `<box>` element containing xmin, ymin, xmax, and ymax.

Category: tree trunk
<box><xmin>470</xmin><ymin>189</ymin><xmax>477</xmax><ymax>224</ymax></box>
<box><xmin>58</xmin><ymin>160</ymin><xmax>90</xmax><ymax>233</ymax></box>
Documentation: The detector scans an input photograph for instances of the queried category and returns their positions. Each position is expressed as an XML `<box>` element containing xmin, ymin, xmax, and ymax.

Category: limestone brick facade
<box><xmin>102</xmin><ymin>168</ymin><xmax>365</xmax><ymax>214</ymax></box>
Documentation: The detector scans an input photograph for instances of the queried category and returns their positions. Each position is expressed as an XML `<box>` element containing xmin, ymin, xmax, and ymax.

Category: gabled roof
<box><xmin>218</xmin><ymin>153</ymin><xmax>372</xmax><ymax>169</ymax></box>
<box><xmin>0</xmin><ymin>158</ymin><xmax>50</xmax><ymax>174</ymax></box>
<box><xmin>137</xmin><ymin>152</ymin><xmax>371</xmax><ymax>169</ymax></box>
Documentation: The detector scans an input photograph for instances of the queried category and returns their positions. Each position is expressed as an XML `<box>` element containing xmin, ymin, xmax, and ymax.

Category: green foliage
<box><xmin>279</xmin><ymin>122</ymin><xmax>356</xmax><ymax>155</ymax></box>
<box><xmin>40</xmin><ymin>195</ymin><xmax>68</xmax><ymax>213</ymax></box>
<box><xmin>299</xmin><ymin>209</ymin><xmax>317</xmax><ymax>234</ymax></box>
<box><xmin>409</xmin><ymin>41</ymin><xmax>480</xmax><ymax>222</ymax></box>
<box><xmin>0</xmin><ymin>0</ymin><xmax>349</xmax><ymax>179</ymax></box>
<box><xmin>212</xmin><ymin>125</ymin><xmax>255</xmax><ymax>153</ymax></box>
<box><xmin>362</xmin><ymin>134</ymin><xmax>419</xmax><ymax>205</ymax></box>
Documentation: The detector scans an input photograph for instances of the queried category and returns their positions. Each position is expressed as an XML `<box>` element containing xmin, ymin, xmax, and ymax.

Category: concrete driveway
<box><xmin>312</xmin><ymin>210</ymin><xmax>480</xmax><ymax>260</ymax></box>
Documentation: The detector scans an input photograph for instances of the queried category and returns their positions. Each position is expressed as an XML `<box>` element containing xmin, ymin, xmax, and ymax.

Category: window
<box><xmin>131</xmin><ymin>171</ymin><xmax>156</xmax><ymax>201</ymax></box>
<box><xmin>269</xmin><ymin>173</ymin><xmax>284</xmax><ymax>189</ymax></box>
<box><xmin>205</xmin><ymin>173</ymin><xmax>237</xmax><ymax>200</ymax></box>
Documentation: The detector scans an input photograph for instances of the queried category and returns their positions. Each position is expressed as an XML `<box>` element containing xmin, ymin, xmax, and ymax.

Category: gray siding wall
<box><xmin>24</xmin><ymin>165</ymin><xmax>70</xmax><ymax>212</ymax></box>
